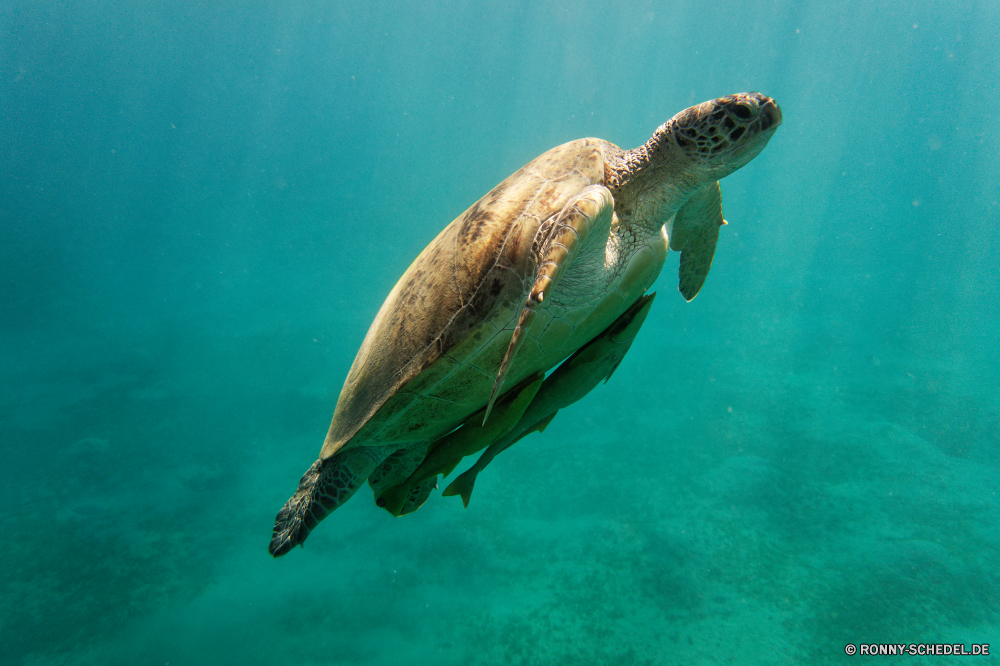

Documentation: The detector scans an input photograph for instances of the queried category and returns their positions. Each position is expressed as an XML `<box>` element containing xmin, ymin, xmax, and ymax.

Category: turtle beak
<box><xmin>758</xmin><ymin>96</ymin><xmax>782</xmax><ymax>132</ymax></box>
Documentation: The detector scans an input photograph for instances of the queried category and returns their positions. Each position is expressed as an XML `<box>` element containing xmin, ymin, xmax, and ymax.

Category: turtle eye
<box><xmin>731</xmin><ymin>103</ymin><xmax>753</xmax><ymax>120</ymax></box>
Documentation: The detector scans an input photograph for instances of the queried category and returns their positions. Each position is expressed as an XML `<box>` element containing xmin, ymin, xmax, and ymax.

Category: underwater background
<box><xmin>2</xmin><ymin>0</ymin><xmax>998</xmax><ymax>664</ymax></box>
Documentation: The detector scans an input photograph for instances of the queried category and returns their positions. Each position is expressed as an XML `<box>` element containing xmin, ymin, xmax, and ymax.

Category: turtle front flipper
<box><xmin>670</xmin><ymin>181</ymin><xmax>725</xmax><ymax>301</ymax></box>
<box><xmin>484</xmin><ymin>184</ymin><xmax>616</xmax><ymax>423</ymax></box>
<box><xmin>269</xmin><ymin>445</ymin><xmax>393</xmax><ymax>556</ymax></box>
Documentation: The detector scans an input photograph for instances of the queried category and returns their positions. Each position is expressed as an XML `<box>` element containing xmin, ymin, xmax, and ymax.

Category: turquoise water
<box><xmin>2</xmin><ymin>1</ymin><xmax>998</xmax><ymax>664</ymax></box>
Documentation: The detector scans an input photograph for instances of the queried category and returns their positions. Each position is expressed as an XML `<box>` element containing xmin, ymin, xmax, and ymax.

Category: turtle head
<box><xmin>650</xmin><ymin>92</ymin><xmax>781</xmax><ymax>182</ymax></box>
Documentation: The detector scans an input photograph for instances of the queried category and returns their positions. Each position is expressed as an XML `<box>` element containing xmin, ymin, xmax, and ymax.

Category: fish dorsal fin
<box><xmin>670</xmin><ymin>181</ymin><xmax>724</xmax><ymax>301</ymax></box>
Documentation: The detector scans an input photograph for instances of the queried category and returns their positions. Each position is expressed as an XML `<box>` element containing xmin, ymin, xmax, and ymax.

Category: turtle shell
<box><xmin>319</xmin><ymin>138</ymin><xmax>612</xmax><ymax>460</ymax></box>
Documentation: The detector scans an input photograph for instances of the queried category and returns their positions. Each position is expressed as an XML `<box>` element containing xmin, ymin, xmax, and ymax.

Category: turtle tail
<box><xmin>269</xmin><ymin>446</ymin><xmax>391</xmax><ymax>557</ymax></box>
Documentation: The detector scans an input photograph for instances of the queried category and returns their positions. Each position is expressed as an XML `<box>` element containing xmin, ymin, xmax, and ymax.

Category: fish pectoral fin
<box><xmin>670</xmin><ymin>181</ymin><xmax>724</xmax><ymax>301</ymax></box>
<box><xmin>484</xmin><ymin>185</ymin><xmax>615</xmax><ymax>423</ymax></box>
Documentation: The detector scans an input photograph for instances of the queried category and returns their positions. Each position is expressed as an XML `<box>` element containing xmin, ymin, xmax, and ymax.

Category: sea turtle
<box><xmin>442</xmin><ymin>291</ymin><xmax>657</xmax><ymax>508</ymax></box>
<box><xmin>269</xmin><ymin>92</ymin><xmax>781</xmax><ymax>556</ymax></box>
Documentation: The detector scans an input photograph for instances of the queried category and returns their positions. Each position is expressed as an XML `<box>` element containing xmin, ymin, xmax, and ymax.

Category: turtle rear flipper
<box><xmin>398</xmin><ymin>476</ymin><xmax>438</xmax><ymax>516</ymax></box>
<box><xmin>484</xmin><ymin>184</ymin><xmax>616</xmax><ymax>423</ymax></box>
<box><xmin>269</xmin><ymin>445</ymin><xmax>392</xmax><ymax>556</ymax></box>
